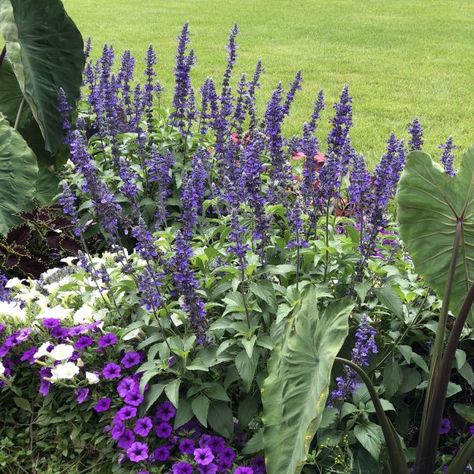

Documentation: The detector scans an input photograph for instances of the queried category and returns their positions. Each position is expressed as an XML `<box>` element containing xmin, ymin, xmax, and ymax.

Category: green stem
<box><xmin>447</xmin><ymin>437</ymin><xmax>474</xmax><ymax>474</ymax></box>
<box><xmin>417</xmin><ymin>220</ymin><xmax>462</xmax><ymax>455</ymax></box>
<box><xmin>335</xmin><ymin>357</ymin><xmax>408</xmax><ymax>474</ymax></box>
<box><xmin>323</xmin><ymin>198</ymin><xmax>330</xmax><ymax>281</ymax></box>
<box><xmin>414</xmin><ymin>282</ymin><xmax>474</xmax><ymax>474</ymax></box>
<box><xmin>240</xmin><ymin>259</ymin><xmax>251</xmax><ymax>329</ymax></box>
<box><xmin>0</xmin><ymin>46</ymin><xmax>6</xmax><ymax>68</ymax></box>
<box><xmin>14</xmin><ymin>97</ymin><xmax>25</xmax><ymax>130</ymax></box>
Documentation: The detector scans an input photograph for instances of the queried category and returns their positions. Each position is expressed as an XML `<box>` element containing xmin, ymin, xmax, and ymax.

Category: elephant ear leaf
<box><xmin>0</xmin><ymin>113</ymin><xmax>38</xmax><ymax>234</ymax></box>
<box><xmin>397</xmin><ymin>148</ymin><xmax>474</xmax><ymax>322</ymax></box>
<box><xmin>262</xmin><ymin>287</ymin><xmax>354</xmax><ymax>474</ymax></box>
<box><xmin>0</xmin><ymin>0</ymin><xmax>84</xmax><ymax>155</ymax></box>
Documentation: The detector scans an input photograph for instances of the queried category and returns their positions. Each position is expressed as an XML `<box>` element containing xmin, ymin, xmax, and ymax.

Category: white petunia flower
<box><xmin>0</xmin><ymin>361</ymin><xmax>5</xmax><ymax>376</ymax></box>
<box><xmin>73</xmin><ymin>305</ymin><xmax>95</xmax><ymax>325</ymax></box>
<box><xmin>36</xmin><ymin>305</ymin><xmax>71</xmax><ymax>321</ymax></box>
<box><xmin>50</xmin><ymin>362</ymin><xmax>79</xmax><ymax>381</ymax></box>
<box><xmin>34</xmin><ymin>341</ymin><xmax>52</xmax><ymax>359</ymax></box>
<box><xmin>85</xmin><ymin>371</ymin><xmax>100</xmax><ymax>384</ymax></box>
<box><xmin>0</xmin><ymin>300</ymin><xmax>27</xmax><ymax>322</ymax></box>
<box><xmin>122</xmin><ymin>328</ymin><xmax>142</xmax><ymax>341</ymax></box>
<box><xmin>4</xmin><ymin>277</ymin><xmax>23</xmax><ymax>289</ymax></box>
<box><xmin>49</xmin><ymin>344</ymin><xmax>74</xmax><ymax>361</ymax></box>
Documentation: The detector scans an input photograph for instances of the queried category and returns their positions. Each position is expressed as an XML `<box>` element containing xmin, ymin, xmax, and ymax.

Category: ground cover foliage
<box><xmin>0</xmin><ymin>2</ymin><xmax>473</xmax><ymax>473</ymax></box>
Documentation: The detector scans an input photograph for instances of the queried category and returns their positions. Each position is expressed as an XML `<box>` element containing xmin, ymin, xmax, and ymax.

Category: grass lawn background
<box><xmin>63</xmin><ymin>0</ymin><xmax>474</xmax><ymax>165</ymax></box>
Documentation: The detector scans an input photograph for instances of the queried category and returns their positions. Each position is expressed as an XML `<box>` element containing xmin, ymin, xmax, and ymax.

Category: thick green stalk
<box><xmin>335</xmin><ymin>357</ymin><xmax>408</xmax><ymax>474</ymax></box>
<box><xmin>418</xmin><ymin>221</ymin><xmax>462</xmax><ymax>440</ymax></box>
<box><xmin>447</xmin><ymin>437</ymin><xmax>474</xmax><ymax>474</ymax></box>
<box><xmin>414</xmin><ymin>282</ymin><xmax>474</xmax><ymax>473</ymax></box>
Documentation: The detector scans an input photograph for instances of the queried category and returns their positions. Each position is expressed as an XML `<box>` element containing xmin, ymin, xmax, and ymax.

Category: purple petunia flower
<box><xmin>194</xmin><ymin>447</ymin><xmax>214</xmax><ymax>466</ymax></box>
<box><xmin>439</xmin><ymin>418</ymin><xmax>451</xmax><ymax>435</ymax></box>
<box><xmin>134</xmin><ymin>417</ymin><xmax>153</xmax><ymax>437</ymax></box>
<box><xmin>118</xmin><ymin>429</ymin><xmax>136</xmax><ymax>449</ymax></box>
<box><xmin>469</xmin><ymin>425</ymin><xmax>474</xmax><ymax>436</ymax></box>
<box><xmin>234</xmin><ymin>468</ymin><xmax>254</xmax><ymax>474</ymax></box>
<box><xmin>153</xmin><ymin>445</ymin><xmax>171</xmax><ymax>462</ymax></box>
<box><xmin>20</xmin><ymin>347</ymin><xmax>38</xmax><ymax>364</ymax></box>
<box><xmin>155</xmin><ymin>421</ymin><xmax>173</xmax><ymax>438</ymax></box>
<box><xmin>75</xmin><ymin>388</ymin><xmax>90</xmax><ymax>404</ymax></box>
<box><xmin>102</xmin><ymin>362</ymin><xmax>122</xmax><ymax>380</ymax></box>
<box><xmin>179</xmin><ymin>438</ymin><xmax>195</xmax><ymax>455</ymax></box>
<box><xmin>117</xmin><ymin>376</ymin><xmax>138</xmax><ymax>398</ymax></box>
<box><xmin>121</xmin><ymin>351</ymin><xmax>141</xmax><ymax>368</ymax></box>
<box><xmin>74</xmin><ymin>336</ymin><xmax>94</xmax><ymax>350</ymax></box>
<box><xmin>116</xmin><ymin>405</ymin><xmax>137</xmax><ymax>420</ymax></box>
<box><xmin>127</xmin><ymin>441</ymin><xmax>149</xmax><ymax>463</ymax></box>
<box><xmin>42</xmin><ymin>318</ymin><xmax>61</xmax><ymax>329</ymax></box>
<box><xmin>220</xmin><ymin>447</ymin><xmax>236</xmax><ymax>466</ymax></box>
<box><xmin>124</xmin><ymin>390</ymin><xmax>144</xmax><ymax>407</ymax></box>
<box><xmin>97</xmin><ymin>333</ymin><xmax>117</xmax><ymax>348</ymax></box>
<box><xmin>199</xmin><ymin>464</ymin><xmax>218</xmax><ymax>474</ymax></box>
<box><xmin>94</xmin><ymin>397</ymin><xmax>112</xmax><ymax>413</ymax></box>
<box><xmin>172</xmin><ymin>462</ymin><xmax>193</xmax><ymax>474</ymax></box>
<box><xmin>249</xmin><ymin>456</ymin><xmax>266</xmax><ymax>474</ymax></box>
<box><xmin>110</xmin><ymin>420</ymin><xmax>126</xmax><ymax>440</ymax></box>
<box><xmin>155</xmin><ymin>401</ymin><xmax>176</xmax><ymax>421</ymax></box>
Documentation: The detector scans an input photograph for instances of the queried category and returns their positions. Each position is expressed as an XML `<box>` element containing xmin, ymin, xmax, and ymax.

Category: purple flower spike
<box><xmin>408</xmin><ymin>117</ymin><xmax>423</xmax><ymax>151</ymax></box>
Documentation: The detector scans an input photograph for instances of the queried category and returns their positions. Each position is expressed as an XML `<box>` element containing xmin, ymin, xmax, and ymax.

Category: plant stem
<box><xmin>240</xmin><ymin>258</ymin><xmax>251</xmax><ymax>329</ymax></box>
<box><xmin>335</xmin><ymin>357</ymin><xmax>408</xmax><ymax>473</ymax></box>
<box><xmin>414</xmin><ymin>282</ymin><xmax>474</xmax><ymax>474</ymax></box>
<box><xmin>417</xmin><ymin>220</ymin><xmax>462</xmax><ymax>451</ymax></box>
<box><xmin>0</xmin><ymin>46</ymin><xmax>6</xmax><ymax>68</ymax></box>
<box><xmin>14</xmin><ymin>97</ymin><xmax>25</xmax><ymax>130</ymax></box>
<box><xmin>323</xmin><ymin>198</ymin><xmax>330</xmax><ymax>281</ymax></box>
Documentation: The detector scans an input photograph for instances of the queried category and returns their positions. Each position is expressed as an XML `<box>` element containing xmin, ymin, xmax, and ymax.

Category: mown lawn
<box><xmin>64</xmin><ymin>0</ymin><xmax>474</xmax><ymax>165</ymax></box>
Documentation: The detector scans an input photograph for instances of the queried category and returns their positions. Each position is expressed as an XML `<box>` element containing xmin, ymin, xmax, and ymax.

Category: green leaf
<box><xmin>354</xmin><ymin>421</ymin><xmax>384</xmax><ymax>460</ymax></box>
<box><xmin>164</xmin><ymin>379</ymin><xmax>181</xmax><ymax>408</ymax></box>
<box><xmin>0</xmin><ymin>114</ymin><xmax>38</xmax><ymax>234</ymax></box>
<box><xmin>0</xmin><ymin>0</ymin><xmax>84</xmax><ymax>155</ymax></box>
<box><xmin>366</xmin><ymin>399</ymin><xmax>395</xmax><ymax>413</ymax></box>
<box><xmin>446</xmin><ymin>382</ymin><xmax>462</xmax><ymax>398</ymax></box>
<box><xmin>262</xmin><ymin>287</ymin><xmax>354</xmax><ymax>474</ymax></box>
<box><xmin>458</xmin><ymin>361</ymin><xmax>474</xmax><ymax>389</ymax></box>
<box><xmin>238</xmin><ymin>396</ymin><xmax>259</xmax><ymax>428</ymax></box>
<box><xmin>174</xmin><ymin>399</ymin><xmax>193</xmax><ymax>429</ymax></box>
<box><xmin>191</xmin><ymin>395</ymin><xmax>209</xmax><ymax>427</ymax></box>
<box><xmin>249</xmin><ymin>280</ymin><xmax>277</xmax><ymax>310</ymax></box>
<box><xmin>0</xmin><ymin>59</ymin><xmax>30</xmax><ymax>126</ymax></box>
<box><xmin>397</xmin><ymin>149</ymin><xmax>474</xmax><ymax>322</ymax></box>
<box><xmin>397</xmin><ymin>368</ymin><xmax>422</xmax><ymax>394</ymax></box>
<box><xmin>207</xmin><ymin>401</ymin><xmax>234</xmax><ymax>438</ymax></box>
<box><xmin>13</xmin><ymin>397</ymin><xmax>31</xmax><ymax>413</ymax></box>
<box><xmin>383</xmin><ymin>360</ymin><xmax>403</xmax><ymax>398</ymax></box>
<box><xmin>242</xmin><ymin>429</ymin><xmax>264</xmax><ymax>455</ymax></box>
<box><xmin>141</xmin><ymin>383</ymin><xmax>165</xmax><ymax>414</ymax></box>
<box><xmin>235</xmin><ymin>349</ymin><xmax>259</xmax><ymax>392</ymax></box>
<box><xmin>241</xmin><ymin>335</ymin><xmax>257</xmax><ymax>359</ymax></box>
<box><xmin>374</xmin><ymin>286</ymin><xmax>403</xmax><ymax>317</ymax></box>
<box><xmin>453</xmin><ymin>403</ymin><xmax>474</xmax><ymax>423</ymax></box>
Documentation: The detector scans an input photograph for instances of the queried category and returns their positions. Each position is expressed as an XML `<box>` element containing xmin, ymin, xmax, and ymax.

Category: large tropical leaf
<box><xmin>0</xmin><ymin>0</ymin><xmax>84</xmax><ymax>155</ymax></box>
<box><xmin>397</xmin><ymin>148</ymin><xmax>474</xmax><ymax>321</ymax></box>
<box><xmin>0</xmin><ymin>58</ymin><xmax>30</xmax><ymax>127</ymax></box>
<box><xmin>0</xmin><ymin>113</ymin><xmax>38</xmax><ymax>234</ymax></box>
<box><xmin>262</xmin><ymin>287</ymin><xmax>354</xmax><ymax>474</ymax></box>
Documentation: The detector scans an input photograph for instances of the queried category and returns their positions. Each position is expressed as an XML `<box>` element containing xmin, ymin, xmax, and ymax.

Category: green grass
<box><xmin>63</xmin><ymin>0</ymin><xmax>474</xmax><ymax>165</ymax></box>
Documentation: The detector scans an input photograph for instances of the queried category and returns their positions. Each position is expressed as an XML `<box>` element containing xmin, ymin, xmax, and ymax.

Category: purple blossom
<box><xmin>97</xmin><ymin>333</ymin><xmax>117</xmax><ymax>348</ymax></box>
<box><xmin>118</xmin><ymin>429</ymin><xmax>135</xmax><ymax>449</ymax></box>
<box><xmin>439</xmin><ymin>136</ymin><xmax>457</xmax><ymax>176</ymax></box>
<box><xmin>102</xmin><ymin>362</ymin><xmax>122</xmax><ymax>380</ymax></box>
<box><xmin>127</xmin><ymin>441</ymin><xmax>149</xmax><ymax>463</ymax></box>
<box><xmin>110</xmin><ymin>420</ymin><xmax>126</xmax><ymax>440</ymax></box>
<box><xmin>172</xmin><ymin>462</ymin><xmax>194</xmax><ymax>474</ymax></box>
<box><xmin>234</xmin><ymin>468</ymin><xmax>254</xmax><ymax>474</ymax></box>
<box><xmin>117</xmin><ymin>377</ymin><xmax>139</xmax><ymax>398</ymax></box>
<box><xmin>0</xmin><ymin>274</ymin><xmax>10</xmax><ymax>302</ymax></box>
<box><xmin>155</xmin><ymin>401</ymin><xmax>176</xmax><ymax>421</ymax></box>
<box><xmin>194</xmin><ymin>447</ymin><xmax>215</xmax><ymax>466</ymax></box>
<box><xmin>439</xmin><ymin>418</ymin><xmax>451</xmax><ymax>435</ymax></box>
<box><xmin>153</xmin><ymin>445</ymin><xmax>171</xmax><ymax>461</ymax></box>
<box><xmin>20</xmin><ymin>347</ymin><xmax>37</xmax><ymax>364</ymax></box>
<box><xmin>94</xmin><ymin>397</ymin><xmax>112</xmax><ymax>413</ymax></box>
<box><xmin>179</xmin><ymin>438</ymin><xmax>195</xmax><ymax>455</ymax></box>
<box><xmin>75</xmin><ymin>388</ymin><xmax>90</xmax><ymax>404</ymax></box>
<box><xmin>74</xmin><ymin>336</ymin><xmax>94</xmax><ymax>350</ymax></box>
<box><xmin>408</xmin><ymin>117</ymin><xmax>423</xmax><ymax>151</ymax></box>
<box><xmin>155</xmin><ymin>421</ymin><xmax>173</xmax><ymax>438</ymax></box>
<box><xmin>124</xmin><ymin>390</ymin><xmax>144</xmax><ymax>407</ymax></box>
<box><xmin>59</xmin><ymin>184</ymin><xmax>81</xmax><ymax>236</ymax></box>
<box><xmin>134</xmin><ymin>416</ymin><xmax>153</xmax><ymax>437</ymax></box>
<box><xmin>116</xmin><ymin>405</ymin><xmax>138</xmax><ymax>421</ymax></box>
<box><xmin>198</xmin><ymin>464</ymin><xmax>218</xmax><ymax>474</ymax></box>
<box><xmin>221</xmin><ymin>24</ymin><xmax>239</xmax><ymax>120</ymax></box>
<box><xmin>282</xmin><ymin>70</ymin><xmax>302</xmax><ymax>117</ymax></box>
<box><xmin>121</xmin><ymin>351</ymin><xmax>141</xmax><ymax>368</ymax></box>
<box><xmin>39</xmin><ymin>367</ymin><xmax>52</xmax><ymax>397</ymax></box>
